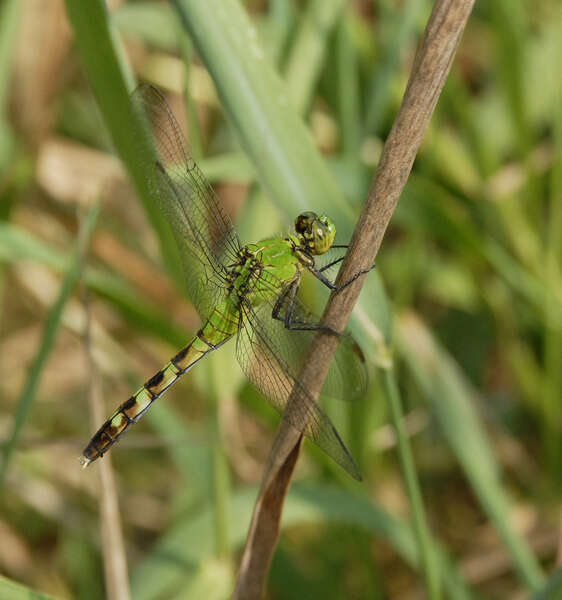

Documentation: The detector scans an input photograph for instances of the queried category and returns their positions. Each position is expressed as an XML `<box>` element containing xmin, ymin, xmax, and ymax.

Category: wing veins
<box><xmin>236</xmin><ymin>300</ymin><xmax>360</xmax><ymax>478</ymax></box>
<box><xmin>155</xmin><ymin>161</ymin><xmax>230</xmax><ymax>283</ymax></box>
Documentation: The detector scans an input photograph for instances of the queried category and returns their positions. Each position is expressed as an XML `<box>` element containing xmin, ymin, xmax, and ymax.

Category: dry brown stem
<box><xmin>82</xmin><ymin>213</ymin><xmax>131</xmax><ymax>600</ymax></box>
<box><xmin>233</xmin><ymin>1</ymin><xmax>476</xmax><ymax>598</ymax></box>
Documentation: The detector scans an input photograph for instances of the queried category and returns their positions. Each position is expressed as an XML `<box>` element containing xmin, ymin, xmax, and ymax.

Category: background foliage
<box><xmin>0</xmin><ymin>0</ymin><xmax>561</xmax><ymax>598</ymax></box>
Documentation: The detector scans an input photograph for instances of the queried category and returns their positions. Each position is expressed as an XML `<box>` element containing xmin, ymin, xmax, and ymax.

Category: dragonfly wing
<box><xmin>131</xmin><ymin>84</ymin><xmax>241</xmax><ymax>319</ymax></box>
<box><xmin>313</xmin><ymin>246</ymin><xmax>348</xmax><ymax>279</ymax></box>
<box><xmin>236</xmin><ymin>296</ymin><xmax>366</xmax><ymax>480</ymax></box>
<box><xmin>268</xmin><ymin>284</ymin><xmax>368</xmax><ymax>402</ymax></box>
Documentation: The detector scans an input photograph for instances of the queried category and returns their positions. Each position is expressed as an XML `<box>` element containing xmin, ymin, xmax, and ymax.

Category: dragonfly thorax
<box><xmin>226</xmin><ymin>246</ymin><xmax>282</xmax><ymax>312</ymax></box>
<box><xmin>294</xmin><ymin>211</ymin><xmax>336</xmax><ymax>255</ymax></box>
<box><xmin>228</xmin><ymin>249</ymin><xmax>262</xmax><ymax>295</ymax></box>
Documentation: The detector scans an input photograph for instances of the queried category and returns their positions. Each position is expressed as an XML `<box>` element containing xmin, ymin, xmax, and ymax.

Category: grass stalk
<box><xmin>0</xmin><ymin>575</ymin><xmax>62</xmax><ymax>600</ymax></box>
<box><xmin>0</xmin><ymin>0</ymin><xmax>19</xmax><ymax>113</ymax></box>
<box><xmin>206</xmin><ymin>361</ymin><xmax>232</xmax><ymax>560</ymax></box>
<box><xmin>382</xmin><ymin>369</ymin><xmax>440</xmax><ymax>598</ymax></box>
<box><xmin>397</xmin><ymin>312</ymin><xmax>545</xmax><ymax>590</ymax></box>
<box><xmin>543</xmin><ymin>64</ymin><xmax>562</xmax><ymax>479</ymax></box>
<box><xmin>64</xmin><ymin>0</ymin><xmax>185</xmax><ymax>289</ymax></box>
<box><xmin>82</xmin><ymin>207</ymin><xmax>131</xmax><ymax>600</ymax></box>
<box><xmin>0</xmin><ymin>205</ymin><xmax>99</xmax><ymax>487</ymax></box>
<box><xmin>364</xmin><ymin>0</ymin><xmax>427</xmax><ymax>134</ymax></box>
<box><xmin>172</xmin><ymin>0</ymin><xmax>354</xmax><ymax>231</ymax></box>
<box><xmin>178</xmin><ymin>31</ymin><xmax>204</xmax><ymax>161</ymax></box>
<box><xmin>336</xmin><ymin>14</ymin><xmax>361</xmax><ymax>156</ymax></box>
<box><xmin>283</xmin><ymin>0</ymin><xmax>345</xmax><ymax>115</ymax></box>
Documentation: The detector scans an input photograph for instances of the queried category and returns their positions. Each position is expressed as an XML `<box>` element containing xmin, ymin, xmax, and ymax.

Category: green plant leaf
<box><xmin>64</xmin><ymin>0</ymin><xmax>184</xmax><ymax>289</ymax></box>
<box><xmin>130</xmin><ymin>484</ymin><xmax>474</xmax><ymax>600</ymax></box>
<box><xmin>0</xmin><ymin>575</ymin><xmax>62</xmax><ymax>600</ymax></box>
<box><xmin>533</xmin><ymin>569</ymin><xmax>562</xmax><ymax>600</ymax></box>
<box><xmin>0</xmin><ymin>206</ymin><xmax>99</xmax><ymax>486</ymax></box>
<box><xmin>397</xmin><ymin>312</ymin><xmax>545</xmax><ymax>590</ymax></box>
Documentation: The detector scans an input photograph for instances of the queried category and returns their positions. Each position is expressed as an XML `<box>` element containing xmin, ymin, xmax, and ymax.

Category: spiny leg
<box><xmin>271</xmin><ymin>279</ymin><xmax>342</xmax><ymax>336</ymax></box>
<box><xmin>309</xmin><ymin>262</ymin><xmax>375</xmax><ymax>292</ymax></box>
<box><xmin>318</xmin><ymin>244</ymin><xmax>347</xmax><ymax>273</ymax></box>
<box><xmin>318</xmin><ymin>256</ymin><xmax>345</xmax><ymax>273</ymax></box>
<box><xmin>315</xmin><ymin>244</ymin><xmax>375</xmax><ymax>282</ymax></box>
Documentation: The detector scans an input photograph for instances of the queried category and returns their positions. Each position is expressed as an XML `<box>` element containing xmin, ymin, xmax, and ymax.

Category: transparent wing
<box><xmin>235</xmin><ymin>293</ymin><xmax>367</xmax><ymax>480</ymax></box>
<box><xmin>313</xmin><ymin>246</ymin><xmax>348</xmax><ymax>281</ymax></box>
<box><xmin>131</xmin><ymin>84</ymin><xmax>242</xmax><ymax>319</ymax></box>
<box><xmin>264</xmin><ymin>285</ymin><xmax>368</xmax><ymax>402</ymax></box>
<box><xmin>314</xmin><ymin>246</ymin><xmax>347</xmax><ymax>275</ymax></box>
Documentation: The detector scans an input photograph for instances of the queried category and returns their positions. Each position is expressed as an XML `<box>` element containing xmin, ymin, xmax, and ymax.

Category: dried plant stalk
<box><xmin>232</xmin><ymin>1</ymin><xmax>476</xmax><ymax>598</ymax></box>
<box><xmin>82</xmin><ymin>214</ymin><xmax>131</xmax><ymax>600</ymax></box>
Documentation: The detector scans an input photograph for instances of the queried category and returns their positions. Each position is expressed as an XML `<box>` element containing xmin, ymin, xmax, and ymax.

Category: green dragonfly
<box><xmin>80</xmin><ymin>85</ymin><xmax>371</xmax><ymax>480</ymax></box>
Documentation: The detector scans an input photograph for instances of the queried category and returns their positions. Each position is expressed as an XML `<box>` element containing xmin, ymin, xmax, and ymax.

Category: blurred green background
<box><xmin>0</xmin><ymin>0</ymin><xmax>561</xmax><ymax>598</ymax></box>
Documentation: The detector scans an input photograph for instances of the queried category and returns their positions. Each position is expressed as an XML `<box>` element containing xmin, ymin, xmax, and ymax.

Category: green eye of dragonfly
<box><xmin>79</xmin><ymin>85</ymin><xmax>368</xmax><ymax>482</ymax></box>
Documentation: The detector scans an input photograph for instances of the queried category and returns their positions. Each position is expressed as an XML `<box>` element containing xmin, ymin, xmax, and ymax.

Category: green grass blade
<box><xmin>172</xmin><ymin>0</ymin><xmax>355</xmax><ymax>233</ymax></box>
<box><xmin>113</xmin><ymin>1</ymin><xmax>178</xmax><ymax>52</ymax></box>
<box><xmin>131</xmin><ymin>484</ymin><xmax>474</xmax><ymax>600</ymax></box>
<box><xmin>0</xmin><ymin>575</ymin><xmax>62</xmax><ymax>600</ymax></box>
<box><xmin>487</xmin><ymin>0</ymin><xmax>532</xmax><ymax>156</ymax></box>
<box><xmin>179</xmin><ymin>32</ymin><xmax>204</xmax><ymax>161</ymax></box>
<box><xmin>175</xmin><ymin>560</ymin><xmax>233</xmax><ymax>600</ymax></box>
<box><xmin>283</xmin><ymin>0</ymin><xmax>345</xmax><ymax>115</ymax></box>
<box><xmin>533</xmin><ymin>569</ymin><xmax>562</xmax><ymax>600</ymax></box>
<box><xmin>395</xmin><ymin>175</ymin><xmax>562</xmax><ymax>327</ymax></box>
<box><xmin>364</xmin><ymin>0</ymin><xmax>428</xmax><ymax>134</ymax></box>
<box><xmin>397</xmin><ymin>312</ymin><xmax>545</xmax><ymax>590</ymax></box>
<box><xmin>0</xmin><ymin>222</ymin><xmax>188</xmax><ymax>348</ymax></box>
<box><xmin>265</xmin><ymin>0</ymin><xmax>296</xmax><ymax>65</ymax></box>
<box><xmin>336</xmin><ymin>14</ymin><xmax>361</xmax><ymax>156</ymax></box>
<box><xmin>382</xmin><ymin>369</ymin><xmax>440</xmax><ymax>599</ymax></box>
<box><xmin>0</xmin><ymin>0</ymin><xmax>19</xmax><ymax>113</ymax></box>
<box><xmin>198</xmin><ymin>152</ymin><xmax>255</xmax><ymax>183</ymax></box>
<box><xmin>64</xmin><ymin>0</ymin><xmax>184</xmax><ymax>289</ymax></box>
<box><xmin>0</xmin><ymin>0</ymin><xmax>19</xmax><ymax>170</ymax></box>
<box><xmin>542</xmin><ymin>57</ymin><xmax>562</xmax><ymax>474</ymax></box>
<box><xmin>0</xmin><ymin>205</ymin><xmax>99</xmax><ymax>487</ymax></box>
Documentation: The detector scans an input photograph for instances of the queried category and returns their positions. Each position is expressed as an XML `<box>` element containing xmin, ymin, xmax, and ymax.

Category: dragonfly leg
<box><xmin>310</xmin><ymin>263</ymin><xmax>375</xmax><ymax>291</ymax></box>
<box><xmin>318</xmin><ymin>256</ymin><xmax>345</xmax><ymax>273</ymax></box>
<box><xmin>272</xmin><ymin>280</ymin><xmax>342</xmax><ymax>336</ymax></box>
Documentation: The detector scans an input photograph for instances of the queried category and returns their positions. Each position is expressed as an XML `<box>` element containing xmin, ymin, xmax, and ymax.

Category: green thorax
<box><xmin>226</xmin><ymin>236</ymin><xmax>308</xmax><ymax>313</ymax></box>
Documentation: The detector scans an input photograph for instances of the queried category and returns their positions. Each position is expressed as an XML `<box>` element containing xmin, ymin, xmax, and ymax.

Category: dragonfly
<box><xmin>80</xmin><ymin>84</ymin><xmax>371</xmax><ymax>480</ymax></box>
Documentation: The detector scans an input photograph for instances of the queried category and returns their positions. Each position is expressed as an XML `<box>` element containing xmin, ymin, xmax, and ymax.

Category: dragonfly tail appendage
<box><xmin>79</xmin><ymin>334</ymin><xmax>216</xmax><ymax>467</ymax></box>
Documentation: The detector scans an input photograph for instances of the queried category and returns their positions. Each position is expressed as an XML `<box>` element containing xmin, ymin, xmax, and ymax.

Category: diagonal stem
<box><xmin>233</xmin><ymin>1</ymin><xmax>476</xmax><ymax>598</ymax></box>
<box><xmin>81</xmin><ymin>205</ymin><xmax>131</xmax><ymax>600</ymax></box>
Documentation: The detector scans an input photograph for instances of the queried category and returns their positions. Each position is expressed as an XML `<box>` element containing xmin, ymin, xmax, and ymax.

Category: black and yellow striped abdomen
<box><xmin>80</xmin><ymin>302</ymin><xmax>239</xmax><ymax>466</ymax></box>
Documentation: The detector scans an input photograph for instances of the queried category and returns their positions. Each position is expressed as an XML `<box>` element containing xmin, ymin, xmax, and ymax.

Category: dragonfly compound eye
<box><xmin>295</xmin><ymin>211</ymin><xmax>318</xmax><ymax>235</ymax></box>
<box><xmin>310</xmin><ymin>215</ymin><xmax>336</xmax><ymax>255</ymax></box>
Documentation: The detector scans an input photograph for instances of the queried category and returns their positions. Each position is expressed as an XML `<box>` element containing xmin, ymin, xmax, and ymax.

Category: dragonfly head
<box><xmin>295</xmin><ymin>211</ymin><xmax>336</xmax><ymax>255</ymax></box>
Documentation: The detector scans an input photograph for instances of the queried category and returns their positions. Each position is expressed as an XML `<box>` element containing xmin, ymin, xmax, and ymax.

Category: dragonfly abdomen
<box><xmin>79</xmin><ymin>307</ymin><xmax>238</xmax><ymax>467</ymax></box>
